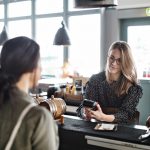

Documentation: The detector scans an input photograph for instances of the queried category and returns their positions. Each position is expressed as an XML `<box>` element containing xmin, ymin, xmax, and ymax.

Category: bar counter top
<box><xmin>58</xmin><ymin>115</ymin><xmax>150</xmax><ymax>150</ymax></box>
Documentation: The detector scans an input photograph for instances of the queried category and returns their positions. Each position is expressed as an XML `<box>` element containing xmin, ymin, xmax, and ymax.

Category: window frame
<box><xmin>0</xmin><ymin>0</ymin><xmax>101</xmax><ymax>77</ymax></box>
<box><xmin>120</xmin><ymin>18</ymin><xmax>150</xmax><ymax>81</ymax></box>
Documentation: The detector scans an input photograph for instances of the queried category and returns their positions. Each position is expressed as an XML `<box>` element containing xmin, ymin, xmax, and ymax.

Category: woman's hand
<box><xmin>85</xmin><ymin>103</ymin><xmax>115</xmax><ymax>122</ymax></box>
<box><xmin>83</xmin><ymin>107</ymin><xmax>93</xmax><ymax>121</ymax></box>
<box><xmin>146</xmin><ymin>116</ymin><xmax>150</xmax><ymax>127</ymax></box>
<box><xmin>90</xmin><ymin>103</ymin><xmax>105</xmax><ymax>121</ymax></box>
<box><xmin>83</xmin><ymin>103</ymin><xmax>115</xmax><ymax>122</ymax></box>
<box><xmin>83</xmin><ymin>103</ymin><xmax>104</xmax><ymax>121</ymax></box>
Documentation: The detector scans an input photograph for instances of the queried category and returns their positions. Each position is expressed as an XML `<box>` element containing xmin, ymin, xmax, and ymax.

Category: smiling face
<box><xmin>105</xmin><ymin>41</ymin><xmax>138</xmax><ymax>95</ymax></box>
<box><xmin>107</xmin><ymin>48</ymin><xmax>122</xmax><ymax>79</ymax></box>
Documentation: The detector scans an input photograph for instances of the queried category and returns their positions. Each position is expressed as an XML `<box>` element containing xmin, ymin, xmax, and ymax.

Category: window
<box><xmin>0</xmin><ymin>3</ymin><xmax>4</xmax><ymax>52</ymax></box>
<box><xmin>8</xmin><ymin>20</ymin><xmax>31</xmax><ymax>38</ymax></box>
<box><xmin>36</xmin><ymin>17</ymin><xmax>63</xmax><ymax>76</ymax></box>
<box><xmin>128</xmin><ymin>26</ymin><xmax>150</xmax><ymax>79</ymax></box>
<box><xmin>35</xmin><ymin>0</ymin><xmax>63</xmax><ymax>14</ymax></box>
<box><xmin>2</xmin><ymin>1</ymin><xmax>101</xmax><ymax>78</ymax></box>
<box><xmin>121</xmin><ymin>18</ymin><xmax>150</xmax><ymax>80</ymax></box>
<box><xmin>69</xmin><ymin>14</ymin><xmax>100</xmax><ymax>77</ymax></box>
<box><xmin>8</xmin><ymin>1</ymin><xmax>31</xmax><ymax>17</ymax></box>
<box><xmin>0</xmin><ymin>4</ymin><xmax>4</xmax><ymax>19</ymax></box>
<box><xmin>0</xmin><ymin>23</ymin><xmax>4</xmax><ymax>32</ymax></box>
<box><xmin>0</xmin><ymin>23</ymin><xmax>4</xmax><ymax>52</ymax></box>
<box><xmin>68</xmin><ymin>0</ymin><xmax>101</xmax><ymax>77</ymax></box>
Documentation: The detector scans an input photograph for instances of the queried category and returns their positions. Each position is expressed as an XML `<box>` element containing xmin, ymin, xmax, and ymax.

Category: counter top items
<box><xmin>47</xmin><ymin>86</ymin><xmax>58</xmax><ymax>98</ymax></box>
<box><xmin>73</xmin><ymin>76</ymin><xmax>89</xmax><ymax>87</ymax></box>
<box><xmin>139</xmin><ymin>128</ymin><xmax>150</xmax><ymax>141</ymax></box>
<box><xmin>82</xmin><ymin>99</ymin><xmax>97</xmax><ymax>110</ymax></box>
<box><xmin>59</xmin><ymin>115</ymin><xmax>150</xmax><ymax>150</ymax></box>
<box><xmin>32</xmin><ymin>95</ymin><xmax>46</xmax><ymax>105</ymax></box>
<box><xmin>94</xmin><ymin>123</ymin><xmax>117</xmax><ymax>131</ymax></box>
<box><xmin>32</xmin><ymin>95</ymin><xmax>66</xmax><ymax>124</ymax></box>
<box><xmin>39</xmin><ymin>95</ymin><xmax>66</xmax><ymax>119</ymax></box>
<box><xmin>54</xmin><ymin>83</ymin><xmax>84</xmax><ymax>101</ymax></box>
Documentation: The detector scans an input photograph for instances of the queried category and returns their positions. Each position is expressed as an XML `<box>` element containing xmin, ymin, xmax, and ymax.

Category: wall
<box><xmin>117</xmin><ymin>0</ymin><xmax>150</xmax><ymax>9</ymax></box>
<box><xmin>100</xmin><ymin>8</ymin><xmax>119</xmax><ymax>71</ymax></box>
<box><xmin>101</xmin><ymin>7</ymin><xmax>150</xmax><ymax>125</ymax></box>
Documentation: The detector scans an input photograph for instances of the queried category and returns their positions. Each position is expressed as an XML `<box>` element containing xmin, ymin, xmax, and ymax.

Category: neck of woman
<box><xmin>108</xmin><ymin>72</ymin><xmax>121</xmax><ymax>83</ymax></box>
<box><xmin>15</xmin><ymin>73</ymin><xmax>31</xmax><ymax>93</ymax></box>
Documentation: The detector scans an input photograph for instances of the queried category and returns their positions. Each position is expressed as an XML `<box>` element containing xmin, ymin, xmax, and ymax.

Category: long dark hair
<box><xmin>0</xmin><ymin>36</ymin><xmax>40</xmax><ymax>105</ymax></box>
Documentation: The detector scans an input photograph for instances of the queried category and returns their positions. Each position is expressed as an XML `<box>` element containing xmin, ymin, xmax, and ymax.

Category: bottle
<box><xmin>71</xmin><ymin>85</ymin><xmax>76</xmax><ymax>95</ymax></box>
<box><xmin>60</xmin><ymin>84</ymin><xmax>66</xmax><ymax>93</ymax></box>
<box><xmin>66</xmin><ymin>83</ymin><xmax>70</xmax><ymax>94</ymax></box>
<box><xmin>76</xmin><ymin>86</ymin><xmax>82</xmax><ymax>95</ymax></box>
<box><xmin>148</xmin><ymin>68</ymin><xmax>150</xmax><ymax>78</ymax></box>
<box><xmin>143</xmin><ymin>68</ymin><xmax>147</xmax><ymax>78</ymax></box>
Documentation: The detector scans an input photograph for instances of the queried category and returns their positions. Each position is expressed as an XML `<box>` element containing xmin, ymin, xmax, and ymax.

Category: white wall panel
<box><xmin>117</xmin><ymin>0</ymin><xmax>150</xmax><ymax>9</ymax></box>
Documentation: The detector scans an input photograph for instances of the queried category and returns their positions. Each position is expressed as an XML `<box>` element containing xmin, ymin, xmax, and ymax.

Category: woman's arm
<box><xmin>85</xmin><ymin>74</ymin><xmax>102</xmax><ymax>101</ymax></box>
<box><xmin>76</xmin><ymin>74</ymin><xmax>101</xmax><ymax>118</ymax></box>
<box><xmin>86</xmin><ymin>85</ymin><xmax>142</xmax><ymax>123</ymax></box>
<box><xmin>114</xmin><ymin>85</ymin><xmax>143</xmax><ymax>123</ymax></box>
<box><xmin>89</xmin><ymin>104</ymin><xmax>115</xmax><ymax>122</ymax></box>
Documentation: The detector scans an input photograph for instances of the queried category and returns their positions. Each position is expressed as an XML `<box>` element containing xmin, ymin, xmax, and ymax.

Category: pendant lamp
<box><xmin>0</xmin><ymin>26</ymin><xmax>8</xmax><ymax>45</ymax></box>
<box><xmin>53</xmin><ymin>21</ymin><xmax>71</xmax><ymax>46</ymax></box>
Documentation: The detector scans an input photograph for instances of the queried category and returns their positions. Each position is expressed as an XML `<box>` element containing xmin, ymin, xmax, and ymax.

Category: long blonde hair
<box><xmin>106</xmin><ymin>41</ymin><xmax>138</xmax><ymax>96</ymax></box>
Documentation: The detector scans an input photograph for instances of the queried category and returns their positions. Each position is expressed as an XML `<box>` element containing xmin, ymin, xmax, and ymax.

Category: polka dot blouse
<box><xmin>77</xmin><ymin>71</ymin><xmax>143</xmax><ymax>124</ymax></box>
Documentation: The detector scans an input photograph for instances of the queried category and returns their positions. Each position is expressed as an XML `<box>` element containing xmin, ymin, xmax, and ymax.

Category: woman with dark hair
<box><xmin>77</xmin><ymin>41</ymin><xmax>143</xmax><ymax>124</ymax></box>
<box><xmin>0</xmin><ymin>36</ymin><xmax>59</xmax><ymax>150</ymax></box>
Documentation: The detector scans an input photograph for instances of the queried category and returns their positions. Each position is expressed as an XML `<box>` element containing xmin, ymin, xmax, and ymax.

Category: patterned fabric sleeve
<box><xmin>114</xmin><ymin>85</ymin><xmax>143</xmax><ymax>123</ymax></box>
<box><xmin>76</xmin><ymin>73</ymin><xmax>103</xmax><ymax>118</ymax></box>
<box><xmin>76</xmin><ymin>71</ymin><xmax>143</xmax><ymax>124</ymax></box>
<box><xmin>84</xmin><ymin>72</ymin><xmax>105</xmax><ymax>101</ymax></box>
<box><xmin>85</xmin><ymin>76</ymin><xmax>98</xmax><ymax>101</ymax></box>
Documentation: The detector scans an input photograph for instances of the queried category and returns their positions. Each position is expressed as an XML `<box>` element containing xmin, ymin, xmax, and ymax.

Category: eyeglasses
<box><xmin>108</xmin><ymin>56</ymin><xmax>121</xmax><ymax>65</ymax></box>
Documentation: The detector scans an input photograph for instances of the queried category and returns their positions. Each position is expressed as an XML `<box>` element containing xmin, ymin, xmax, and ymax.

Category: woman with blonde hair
<box><xmin>77</xmin><ymin>41</ymin><xmax>143</xmax><ymax>124</ymax></box>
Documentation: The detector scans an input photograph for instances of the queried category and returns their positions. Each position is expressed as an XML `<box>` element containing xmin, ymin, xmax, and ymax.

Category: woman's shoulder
<box><xmin>27</xmin><ymin>105</ymin><xmax>53</xmax><ymax>122</ymax></box>
<box><xmin>128</xmin><ymin>84</ymin><xmax>143</xmax><ymax>97</ymax></box>
<box><xmin>90</xmin><ymin>71</ymin><xmax>106</xmax><ymax>82</ymax></box>
<box><xmin>129</xmin><ymin>84</ymin><xmax>143</xmax><ymax>91</ymax></box>
<box><xmin>22</xmin><ymin>104</ymin><xmax>55</xmax><ymax>136</ymax></box>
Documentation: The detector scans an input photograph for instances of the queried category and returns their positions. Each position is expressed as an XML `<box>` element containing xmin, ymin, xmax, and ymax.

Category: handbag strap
<box><xmin>5</xmin><ymin>103</ymin><xmax>36</xmax><ymax>150</ymax></box>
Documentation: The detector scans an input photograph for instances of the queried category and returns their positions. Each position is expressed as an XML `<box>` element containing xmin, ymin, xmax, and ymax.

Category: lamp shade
<box><xmin>0</xmin><ymin>26</ymin><xmax>8</xmax><ymax>45</ymax></box>
<box><xmin>53</xmin><ymin>21</ymin><xmax>71</xmax><ymax>46</ymax></box>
